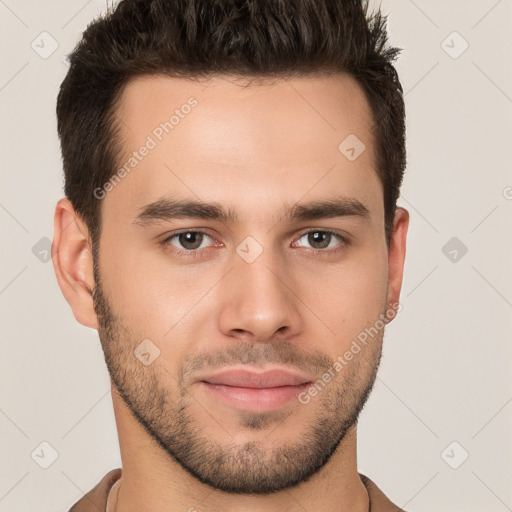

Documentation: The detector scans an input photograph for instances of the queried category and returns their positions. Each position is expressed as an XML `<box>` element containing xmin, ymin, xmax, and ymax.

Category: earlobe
<box><xmin>51</xmin><ymin>198</ymin><xmax>99</xmax><ymax>330</ymax></box>
<box><xmin>385</xmin><ymin>207</ymin><xmax>409</xmax><ymax>323</ymax></box>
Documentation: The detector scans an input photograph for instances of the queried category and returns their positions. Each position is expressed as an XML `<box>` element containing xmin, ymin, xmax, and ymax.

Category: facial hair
<box><xmin>92</xmin><ymin>251</ymin><xmax>383</xmax><ymax>495</ymax></box>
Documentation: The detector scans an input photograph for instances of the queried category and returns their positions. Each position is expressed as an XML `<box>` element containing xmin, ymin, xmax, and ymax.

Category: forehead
<box><xmin>107</xmin><ymin>73</ymin><xmax>380</xmax><ymax>224</ymax></box>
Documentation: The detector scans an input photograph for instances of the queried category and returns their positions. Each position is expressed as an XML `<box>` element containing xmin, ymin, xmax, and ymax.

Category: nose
<box><xmin>217</xmin><ymin>248</ymin><xmax>303</xmax><ymax>343</ymax></box>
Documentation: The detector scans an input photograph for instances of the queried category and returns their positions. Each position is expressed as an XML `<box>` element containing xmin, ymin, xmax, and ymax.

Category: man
<box><xmin>52</xmin><ymin>0</ymin><xmax>409</xmax><ymax>510</ymax></box>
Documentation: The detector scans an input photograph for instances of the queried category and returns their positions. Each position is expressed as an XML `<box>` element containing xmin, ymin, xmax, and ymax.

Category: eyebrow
<box><xmin>132</xmin><ymin>196</ymin><xmax>370</xmax><ymax>227</ymax></box>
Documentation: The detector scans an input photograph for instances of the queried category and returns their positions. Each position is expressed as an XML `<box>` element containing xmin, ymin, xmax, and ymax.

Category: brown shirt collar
<box><xmin>68</xmin><ymin>468</ymin><xmax>406</xmax><ymax>512</ymax></box>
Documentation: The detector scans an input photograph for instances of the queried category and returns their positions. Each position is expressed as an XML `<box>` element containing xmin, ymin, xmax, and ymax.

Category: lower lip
<box><xmin>199</xmin><ymin>382</ymin><xmax>310</xmax><ymax>413</ymax></box>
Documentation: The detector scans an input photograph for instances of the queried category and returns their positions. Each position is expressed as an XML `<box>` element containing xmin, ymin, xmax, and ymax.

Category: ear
<box><xmin>51</xmin><ymin>198</ymin><xmax>98</xmax><ymax>330</ymax></box>
<box><xmin>385</xmin><ymin>207</ymin><xmax>409</xmax><ymax>323</ymax></box>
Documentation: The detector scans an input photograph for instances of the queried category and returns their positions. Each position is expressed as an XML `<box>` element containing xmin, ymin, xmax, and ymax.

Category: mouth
<box><xmin>195</xmin><ymin>367</ymin><xmax>314</xmax><ymax>413</ymax></box>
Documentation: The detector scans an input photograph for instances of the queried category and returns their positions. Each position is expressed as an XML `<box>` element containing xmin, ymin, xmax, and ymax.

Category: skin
<box><xmin>52</xmin><ymin>73</ymin><xmax>408</xmax><ymax>512</ymax></box>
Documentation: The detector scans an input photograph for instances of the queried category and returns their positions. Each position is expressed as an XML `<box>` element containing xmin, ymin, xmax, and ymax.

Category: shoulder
<box><xmin>68</xmin><ymin>468</ymin><xmax>122</xmax><ymax>512</ymax></box>
<box><xmin>359</xmin><ymin>473</ymin><xmax>408</xmax><ymax>512</ymax></box>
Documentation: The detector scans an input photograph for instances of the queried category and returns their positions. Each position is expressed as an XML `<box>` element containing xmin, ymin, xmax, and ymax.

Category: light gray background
<box><xmin>1</xmin><ymin>1</ymin><xmax>511</xmax><ymax>511</ymax></box>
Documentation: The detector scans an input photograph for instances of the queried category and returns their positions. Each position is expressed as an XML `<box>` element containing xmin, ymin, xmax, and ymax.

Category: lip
<box><xmin>196</xmin><ymin>367</ymin><xmax>314</xmax><ymax>388</ymax></box>
<box><xmin>195</xmin><ymin>367</ymin><xmax>314</xmax><ymax>413</ymax></box>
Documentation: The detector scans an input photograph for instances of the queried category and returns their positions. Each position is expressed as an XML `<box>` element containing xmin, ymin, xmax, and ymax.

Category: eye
<box><xmin>293</xmin><ymin>230</ymin><xmax>348</xmax><ymax>253</ymax></box>
<box><xmin>160</xmin><ymin>228</ymin><xmax>349</xmax><ymax>258</ymax></box>
<box><xmin>161</xmin><ymin>231</ymin><xmax>218</xmax><ymax>255</ymax></box>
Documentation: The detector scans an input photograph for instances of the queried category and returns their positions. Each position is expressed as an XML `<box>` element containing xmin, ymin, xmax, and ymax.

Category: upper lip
<box><xmin>196</xmin><ymin>367</ymin><xmax>314</xmax><ymax>388</ymax></box>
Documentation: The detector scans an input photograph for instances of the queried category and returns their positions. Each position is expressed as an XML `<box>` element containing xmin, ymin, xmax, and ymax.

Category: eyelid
<box><xmin>160</xmin><ymin>229</ymin><xmax>222</xmax><ymax>253</ymax></box>
<box><xmin>292</xmin><ymin>228</ymin><xmax>349</xmax><ymax>251</ymax></box>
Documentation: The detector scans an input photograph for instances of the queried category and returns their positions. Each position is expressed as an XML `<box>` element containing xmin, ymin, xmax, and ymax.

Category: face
<box><xmin>91</xmin><ymin>74</ymin><xmax>399</xmax><ymax>494</ymax></box>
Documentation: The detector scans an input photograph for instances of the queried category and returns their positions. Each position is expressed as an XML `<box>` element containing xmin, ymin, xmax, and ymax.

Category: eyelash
<box><xmin>159</xmin><ymin>229</ymin><xmax>349</xmax><ymax>258</ymax></box>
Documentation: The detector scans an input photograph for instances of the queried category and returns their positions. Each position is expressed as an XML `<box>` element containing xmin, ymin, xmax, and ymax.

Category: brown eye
<box><xmin>163</xmin><ymin>231</ymin><xmax>214</xmax><ymax>253</ymax></box>
<box><xmin>306</xmin><ymin>231</ymin><xmax>331</xmax><ymax>249</ymax></box>
<box><xmin>176</xmin><ymin>232</ymin><xmax>205</xmax><ymax>250</ymax></box>
<box><xmin>294</xmin><ymin>230</ymin><xmax>346</xmax><ymax>252</ymax></box>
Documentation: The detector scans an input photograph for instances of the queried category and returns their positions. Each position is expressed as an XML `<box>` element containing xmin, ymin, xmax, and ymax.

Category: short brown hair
<box><xmin>57</xmin><ymin>0</ymin><xmax>405</xmax><ymax>247</ymax></box>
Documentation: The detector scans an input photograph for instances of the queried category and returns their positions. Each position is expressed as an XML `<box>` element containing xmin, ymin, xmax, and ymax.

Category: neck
<box><xmin>111</xmin><ymin>387</ymin><xmax>370</xmax><ymax>512</ymax></box>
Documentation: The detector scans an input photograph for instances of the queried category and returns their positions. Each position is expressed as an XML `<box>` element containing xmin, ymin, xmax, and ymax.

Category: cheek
<box><xmin>102</xmin><ymin>242</ymin><xmax>219</xmax><ymax>345</ymax></box>
<box><xmin>301</xmin><ymin>253</ymin><xmax>388</xmax><ymax>346</ymax></box>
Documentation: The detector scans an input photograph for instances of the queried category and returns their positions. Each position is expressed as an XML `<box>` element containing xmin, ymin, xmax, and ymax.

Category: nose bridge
<box><xmin>217</xmin><ymin>239</ymin><xmax>302</xmax><ymax>341</ymax></box>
